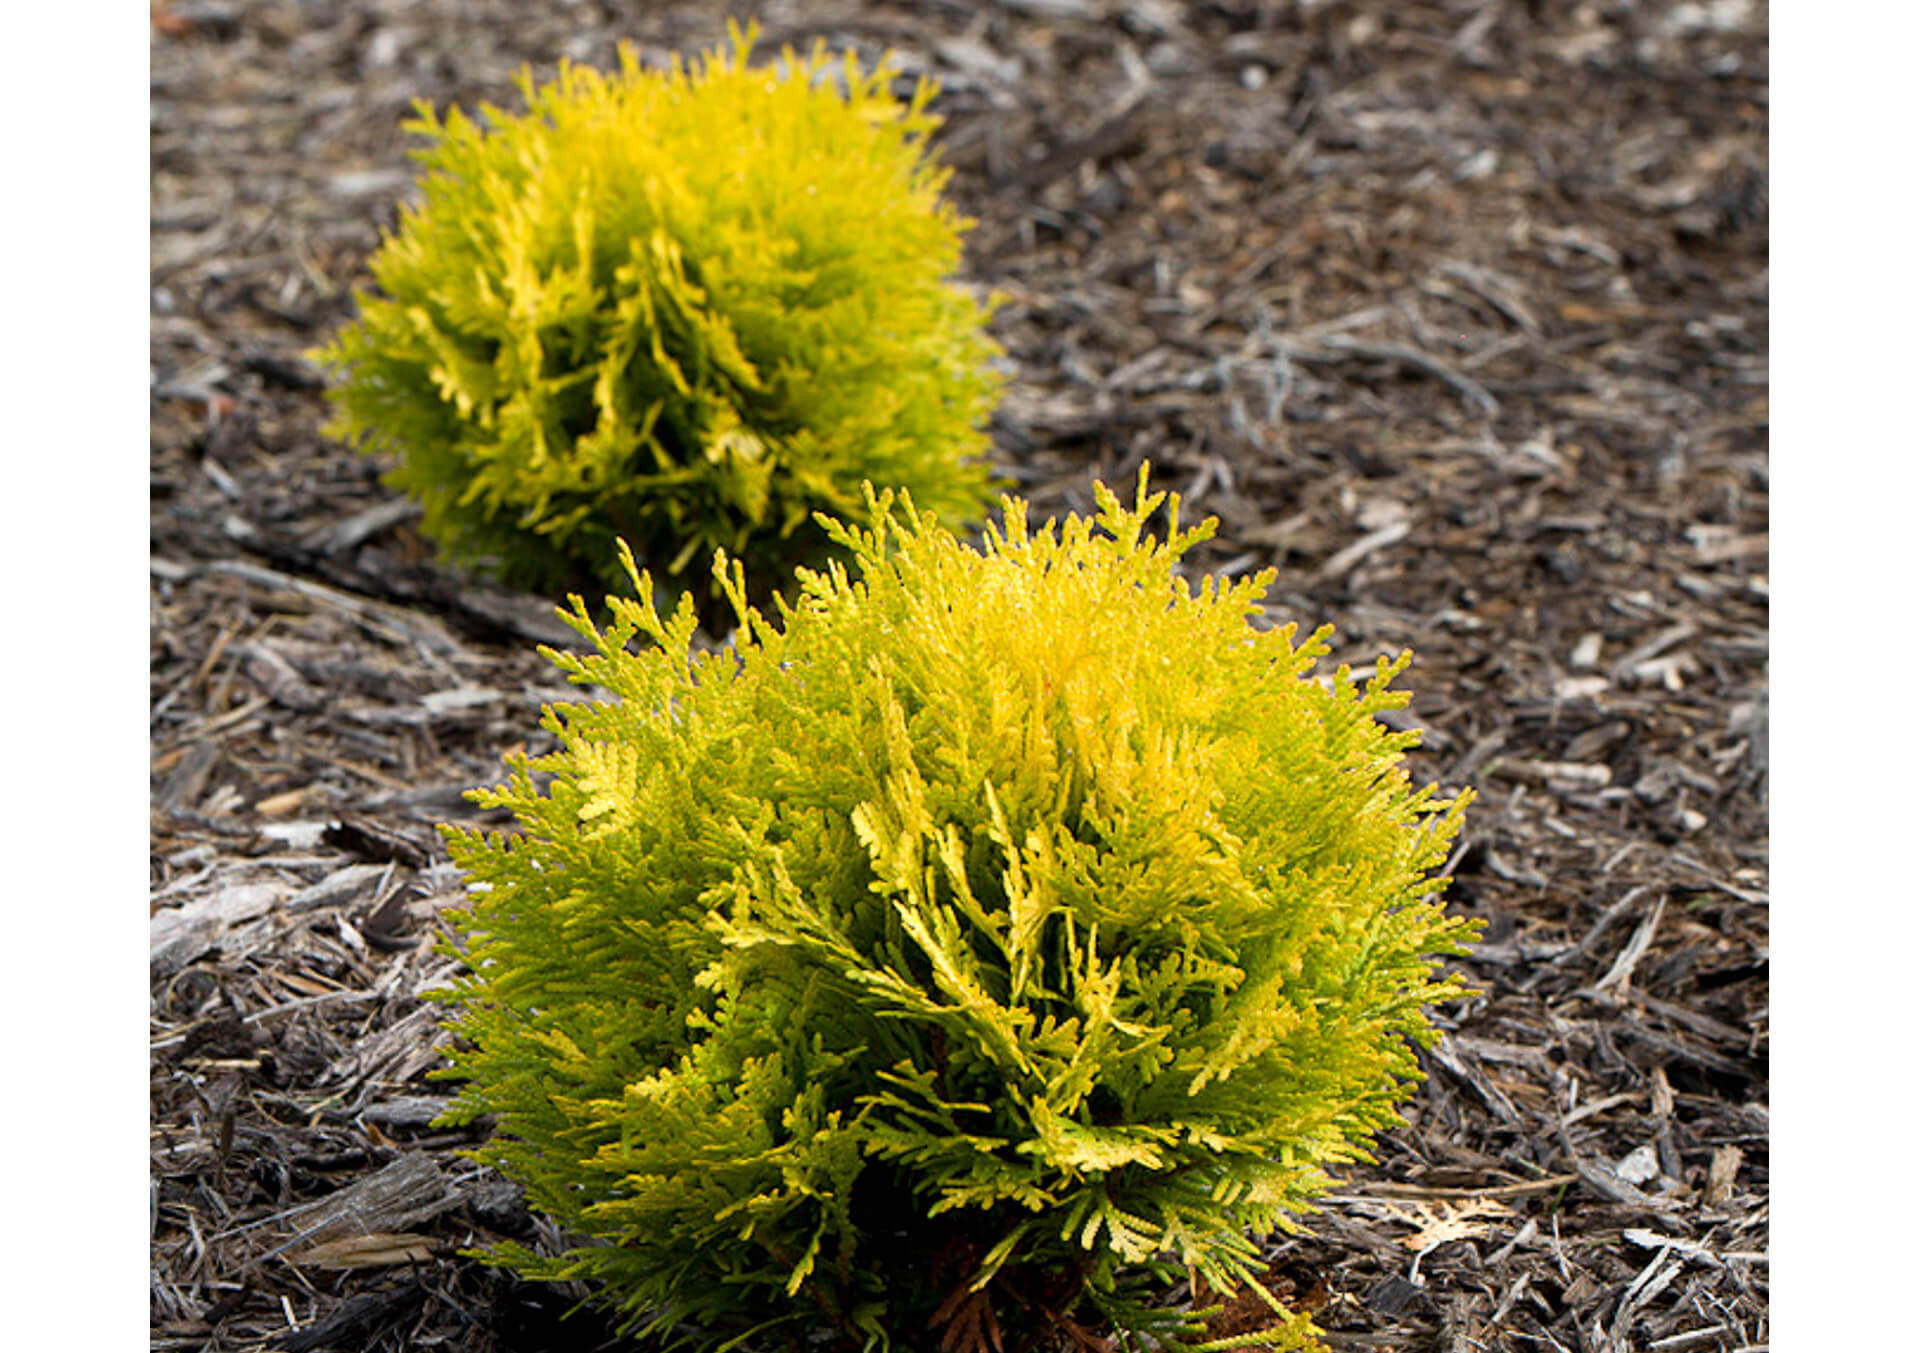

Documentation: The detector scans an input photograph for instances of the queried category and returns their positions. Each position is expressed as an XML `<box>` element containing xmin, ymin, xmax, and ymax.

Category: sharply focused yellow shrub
<box><xmin>313</xmin><ymin>23</ymin><xmax>1003</xmax><ymax>612</ymax></box>
<box><xmin>435</xmin><ymin>468</ymin><xmax>1478</xmax><ymax>1353</ymax></box>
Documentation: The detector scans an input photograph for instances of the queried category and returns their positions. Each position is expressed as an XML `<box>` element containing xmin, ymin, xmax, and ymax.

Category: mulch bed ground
<box><xmin>150</xmin><ymin>2</ymin><xmax>1769</xmax><ymax>1349</ymax></box>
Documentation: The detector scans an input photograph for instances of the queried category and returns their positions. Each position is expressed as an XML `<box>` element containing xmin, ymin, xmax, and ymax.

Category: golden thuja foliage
<box><xmin>313</xmin><ymin>22</ymin><xmax>1003</xmax><ymax>612</ymax></box>
<box><xmin>434</xmin><ymin>468</ymin><xmax>1478</xmax><ymax>1353</ymax></box>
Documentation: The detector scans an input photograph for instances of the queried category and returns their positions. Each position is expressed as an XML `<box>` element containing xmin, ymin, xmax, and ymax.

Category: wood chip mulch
<box><xmin>151</xmin><ymin>3</ymin><xmax>1768</xmax><ymax>1350</ymax></box>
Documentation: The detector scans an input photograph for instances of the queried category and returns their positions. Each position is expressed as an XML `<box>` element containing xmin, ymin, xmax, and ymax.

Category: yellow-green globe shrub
<box><xmin>435</xmin><ymin>471</ymin><xmax>1478</xmax><ymax>1353</ymax></box>
<box><xmin>313</xmin><ymin>25</ymin><xmax>1003</xmax><ymax>611</ymax></box>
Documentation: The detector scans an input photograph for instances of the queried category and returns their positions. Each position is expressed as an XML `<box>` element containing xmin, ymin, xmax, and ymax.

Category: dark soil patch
<box><xmin>151</xmin><ymin>3</ymin><xmax>1768</xmax><ymax>1350</ymax></box>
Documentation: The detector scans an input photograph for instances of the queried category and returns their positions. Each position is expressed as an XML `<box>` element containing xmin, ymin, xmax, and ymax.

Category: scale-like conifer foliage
<box><xmin>435</xmin><ymin>470</ymin><xmax>1478</xmax><ymax>1353</ymax></box>
<box><xmin>312</xmin><ymin>24</ymin><xmax>1002</xmax><ymax>609</ymax></box>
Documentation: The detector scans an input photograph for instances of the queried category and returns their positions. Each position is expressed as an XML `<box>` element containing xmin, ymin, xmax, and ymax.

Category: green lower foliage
<box><xmin>434</xmin><ymin>469</ymin><xmax>1479</xmax><ymax>1353</ymax></box>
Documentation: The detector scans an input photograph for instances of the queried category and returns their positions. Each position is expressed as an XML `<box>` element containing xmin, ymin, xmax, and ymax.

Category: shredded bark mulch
<box><xmin>151</xmin><ymin>2</ymin><xmax>1768</xmax><ymax>1350</ymax></box>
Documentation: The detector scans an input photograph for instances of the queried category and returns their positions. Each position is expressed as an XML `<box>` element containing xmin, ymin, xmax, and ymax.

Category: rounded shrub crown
<box><xmin>312</xmin><ymin>23</ymin><xmax>1003</xmax><ymax>609</ymax></box>
<box><xmin>436</xmin><ymin>471</ymin><xmax>1478</xmax><ymax>1353</ymax></box>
